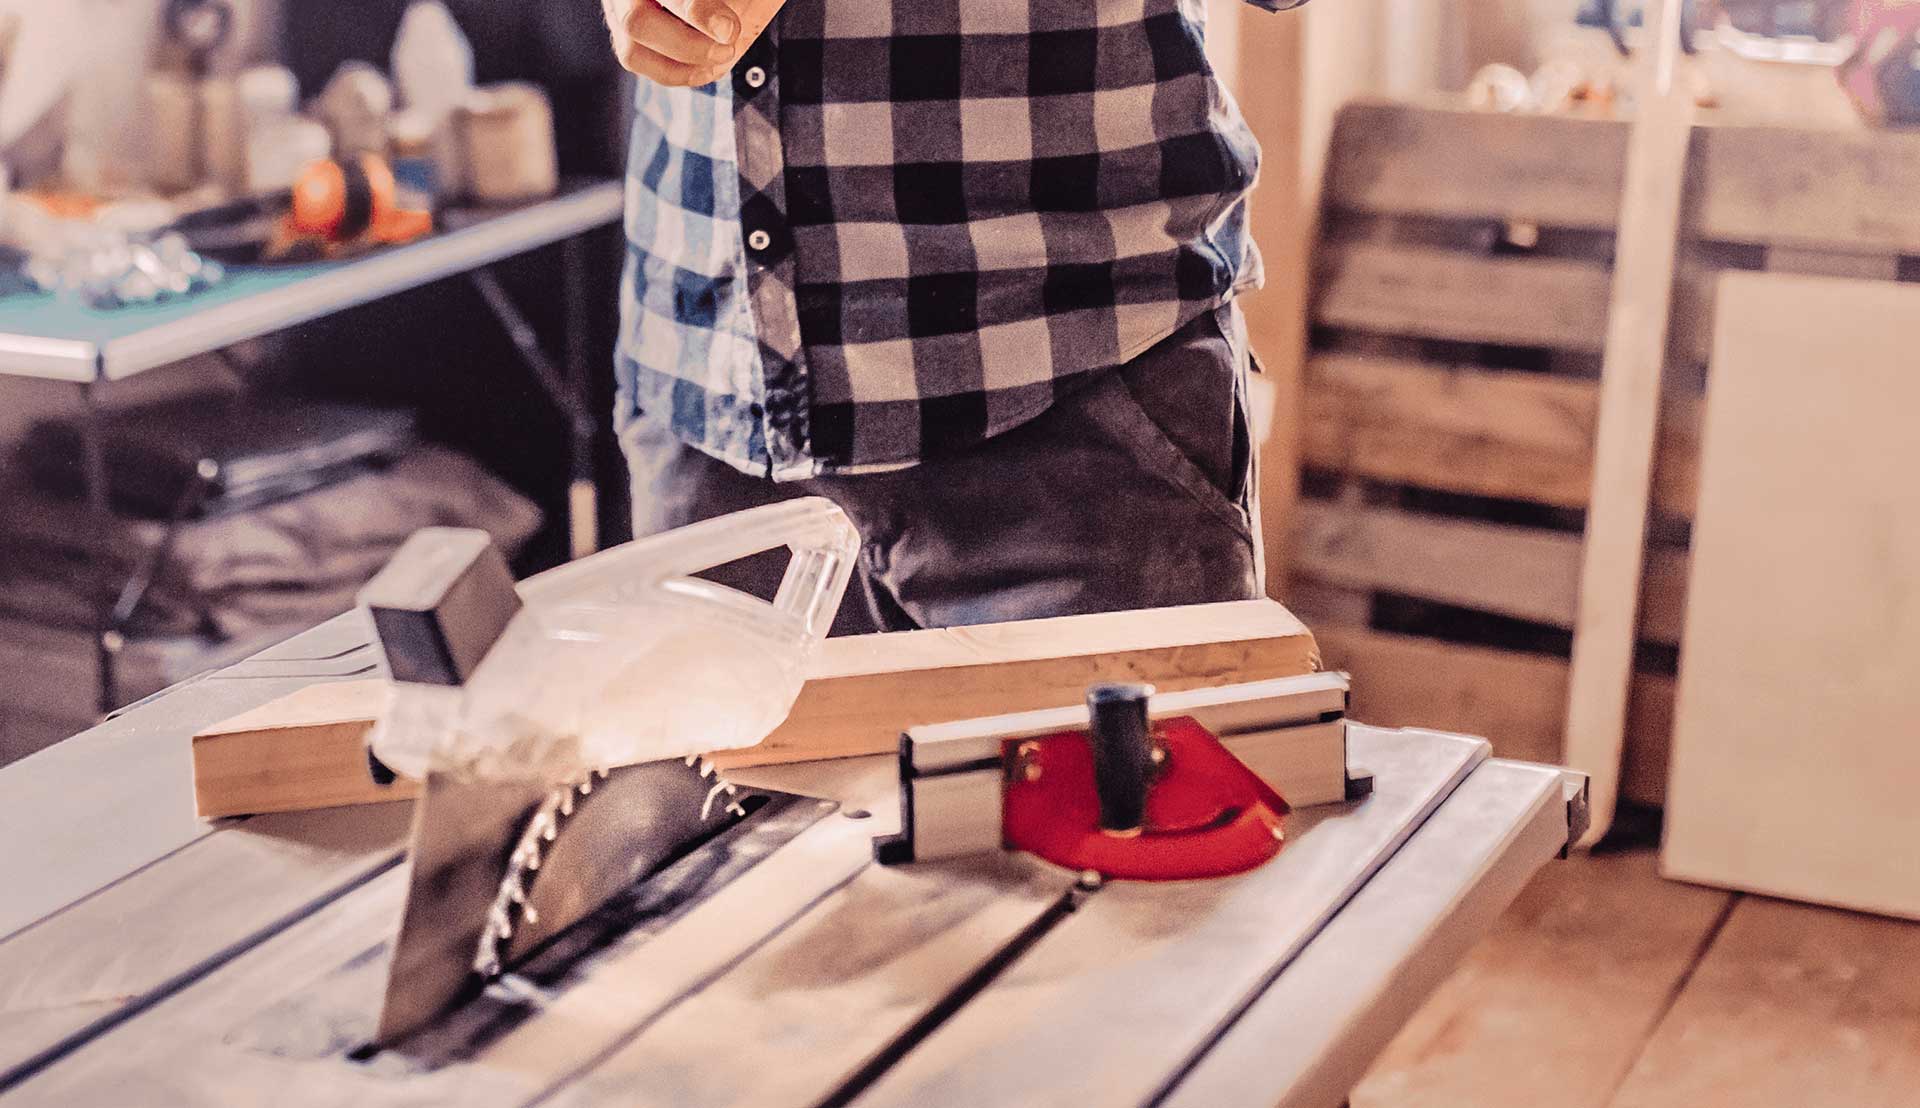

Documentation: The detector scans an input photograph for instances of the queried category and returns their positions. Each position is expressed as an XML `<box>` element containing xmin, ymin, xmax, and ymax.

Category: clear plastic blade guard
<box><xmin>370</xmin><ymin>497</ymin><xmax>860</xmax><ymax>779</ymax></box>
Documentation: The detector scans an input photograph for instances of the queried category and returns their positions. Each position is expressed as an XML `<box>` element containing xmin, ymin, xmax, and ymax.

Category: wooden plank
<box><xmin>1230</xmin><ymin>2</ymin><xmax>1309</xmax><ymax>590</ymax></box>
<box><xmin>1564</xmin><ymin>0</ymin><xmax>1696</xmax><ymax>846</ymax></box>
<box><xmin>187</xmin><ymin>602</ymin><xmax>1318</xmax><ymax>812</ymax></box>
<box><xmin>1325</xmin><ymin>100</ymin><xmax>1920</xmax><ymax>255</ymax></box>
<box><xmin>546</xmin><ymin>855</ymin><xmax>1078</xmax><ymax>1107</ymax></box>
<box><xmin>1166</xmin><ymin>759</ymin><xmax>1571</xmax><ymax>1108</ymax></box>
<box><xmin>1353</xmin><ymin>850</ymin><xmax>1733</xmax><ymax>1108</ymax></box>
<box><xmin>1663</xmin><ymin>273</ymin><xmax>1920</xmax><ymax>919</ymax></box>
<box><xmin>715</xmin><ymin>599</ymin><xmax>1319</xmax><ymax>768</ymax></box>
<box><xmin>849</xmin><ymin>727</ymin><xmax>1487</xmax><ymax>1108</ymax></box>
<box><xmin>4</xmin><ymin>798</ymin><xmax>872</xmax><ymax>1106</ymax></box>
<box><xmin>1302</xmin><ymin>353</ymin><xmax>1701</xmax><ymax>518</ymax></box>
<box><xmin>1314</xmin><ymin>625</ymin><xmax>1673</xmax><ymax>806</ymax></box>
<box><xmin>0</xmin><ymin>804</ymin><xmax>411</xmax><ymax>1082</ymax></box>
<box><xmin>1313</xmin><ymin>241</ymin><xmax>1614</xmax><ymax>352</ymax></box>
<box><xmin>1608</xmin><ymin>896</ymin><xmax>1920</xmax><ymax>1108</ymax></box>
<box><xmin>1292</xmin><ymin>499</ymin><xmax>1690</xmax><ymax>644</ymax></box>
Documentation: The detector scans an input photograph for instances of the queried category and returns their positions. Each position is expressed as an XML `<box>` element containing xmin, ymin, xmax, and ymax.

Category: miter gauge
<box><xmin>874</xmin><ymin>674</ymin><xmax>1372</xmax><ymax>881</ymax></box>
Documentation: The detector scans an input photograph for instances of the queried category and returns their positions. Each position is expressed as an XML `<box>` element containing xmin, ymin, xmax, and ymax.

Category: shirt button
<box><xmin>743</xmin><ymin>65</ymin><xmax>767</xmax><ymax>89</ymax></box>
<box><xmin>747</xmin><ymin>228</ymin><xmax>772</xmax><ymax>252</ymax></box>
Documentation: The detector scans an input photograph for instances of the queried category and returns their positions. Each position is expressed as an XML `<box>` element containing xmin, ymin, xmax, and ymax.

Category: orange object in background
<box><xmin>285</xmin><ymin>154</ymin><xmax>431</xmax><ymax>251</ymax></box>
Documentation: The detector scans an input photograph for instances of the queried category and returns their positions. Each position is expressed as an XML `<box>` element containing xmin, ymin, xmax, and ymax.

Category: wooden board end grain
<box><xmin>192</xmin><ymin>679</ymin><xmax>410</xmax><ymax>818</ymax></box>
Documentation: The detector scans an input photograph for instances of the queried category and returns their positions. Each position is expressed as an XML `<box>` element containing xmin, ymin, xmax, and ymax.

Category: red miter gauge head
<box><xmin>1001</xmin><ymin>685</ymin><xmax>1290</xmax><ymax>881</ymax></box>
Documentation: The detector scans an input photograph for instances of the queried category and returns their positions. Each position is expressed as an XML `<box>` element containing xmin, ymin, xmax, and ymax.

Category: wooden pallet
<box><xmin>1287</xmin><ymin>99</ymin><xmax>1920</xmax><ymax>806</ymax></box>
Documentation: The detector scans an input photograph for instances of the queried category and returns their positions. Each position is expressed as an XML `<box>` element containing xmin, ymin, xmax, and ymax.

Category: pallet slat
<box><xmin>1291</xmin><ymin>499</ymin><xmax>1689</xmax><ymax>645</ymax></box>
<box><xmin>1325</xmin><ymin>101</ymin><xmax>1629</xmax><ymax>230</ymax></box>
<box><xmin>1314</xmin><ymin>242</ymin><xmax>1615</xmax><ymax>353</ymax></box>
<box><xmin>1307</xmin><ymin>624</ymin><xmax>1671</xmax><ymax>806</ymax></box>
<box><xmin>1326</xmin><ymin>99</ymin><xmax>1920</xmax><ymax>255</ymax></box>
<box><xmin>1302</xmin><ymin>354</ymin><xmax>1701</xmax><ymax>519</ymax></box>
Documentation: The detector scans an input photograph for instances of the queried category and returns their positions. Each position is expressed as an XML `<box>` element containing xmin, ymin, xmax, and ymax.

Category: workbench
<box><xmin>0</xmin><ymin>612</ymin><xmax>1586</xmax><ymax>1107</ymax></box>
<box><xmin>0</xmin><ymin>180</ymin><xmax>623</xmax><ymax>713</ymax></box>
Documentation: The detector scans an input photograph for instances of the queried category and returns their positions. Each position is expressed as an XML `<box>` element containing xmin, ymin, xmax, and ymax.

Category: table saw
<box><xmin>0</xmin><ymin>616</ymin><xmax>1582</xmax><ymax>1107</ymax></box>
<box><xmin>0</xmin><ymin>504</ymin><xmax>1586</xmax><ymax>1108</ymax></box>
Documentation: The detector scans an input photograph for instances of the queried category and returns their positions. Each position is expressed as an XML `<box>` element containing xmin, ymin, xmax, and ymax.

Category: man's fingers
<box><xmin>627</xmin><ymin>0</ymin><xmax>732</xmax><ymax>65</ymax></box>
<box><xmin>654</xmin><ymin>0</ymin><xmax>741</xmax><ymax>45</ymax></box>
<box><xmin>618</xmin><ymin>38</ymin><xmax>714</xmax><ymax>86</ymax></box>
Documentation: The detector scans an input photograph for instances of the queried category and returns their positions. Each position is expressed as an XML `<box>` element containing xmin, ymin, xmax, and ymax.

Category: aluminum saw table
<box><xmin>0</xmin><ymin>613</ymin><xmax>1586</xmax><ymax>1107</ymax></box>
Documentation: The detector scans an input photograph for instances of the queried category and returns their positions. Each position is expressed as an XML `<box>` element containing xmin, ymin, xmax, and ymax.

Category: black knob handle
<box><xmin>1086</xmin><ymin>683</ymin><xmax>1155</xmax><ymax>835</ymax></box>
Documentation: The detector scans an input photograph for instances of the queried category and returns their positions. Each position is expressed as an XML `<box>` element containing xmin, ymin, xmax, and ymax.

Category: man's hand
<box><xmin>601</xmin><ymin>0</ymin><xmax>744</xmax><ymax>87</ymax></box>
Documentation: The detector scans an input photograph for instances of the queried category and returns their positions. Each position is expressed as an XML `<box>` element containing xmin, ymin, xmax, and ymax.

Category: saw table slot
<box><xmin>0</xmin><ymin>612</ymin><xmax>375</xmax><ymax>940</ymax></box>
<box><xmin>0</xmin><ymin>795</ymin><xmax>854</xmax><ymax>1106</ymax></box>
<box><xmin>0</xmin><ymin>802</ymin><xmax>413</xmax><ymax>1088</ymax></box>
<box><xmin>1160</xmin><ymin>759</ymin><xmax>1571</xmax><ymax>1108</ymax></box>
<box><xmin>849</xmin><ymin>726</ymin><xmax>1488</xmax><ymax>1108</ymax></box>
<box><xmin>538</xmin><ymin>853</ymin><xmax>1083</xmax><ymax>1108</ymax></box>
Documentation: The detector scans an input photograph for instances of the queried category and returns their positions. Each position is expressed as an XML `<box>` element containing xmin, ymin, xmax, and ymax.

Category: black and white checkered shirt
<box><xmin>616</xmin><ymin>0</ymin><xmax>1301</xmax><ymax>479</ymax></box>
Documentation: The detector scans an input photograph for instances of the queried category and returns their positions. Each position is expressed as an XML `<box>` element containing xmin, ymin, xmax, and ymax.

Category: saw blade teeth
<box><xmin>473</xmin><ymin>772</ymin><xmax>612</xmax><ymax>981</ymax></box>
<box><xmin>701</xmin><ymin>779</ymin><xmax>730</xmax><ymax>821</ymax></box>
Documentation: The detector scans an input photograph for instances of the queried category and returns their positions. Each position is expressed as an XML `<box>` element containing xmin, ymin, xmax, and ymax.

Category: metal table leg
<box><xmin>78</xmin><ymin>380</ymin><xmax>117</xmax><ymax>716</ymax></box>
<box><xmin>561</xmin><ymin>232</ymin><xmax>598</xmax><ymax>557</ymax></box>
<box><xmin>469</xmin><ymin>251</ymin><xmax>599</xmax><ymax>560</ymax></box>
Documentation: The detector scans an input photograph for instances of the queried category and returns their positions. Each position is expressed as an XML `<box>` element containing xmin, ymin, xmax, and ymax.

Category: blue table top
<box><xmin>0</xmin><ymin>179</ymin><xmax>624</xmax><ymax>383</ymax></box>
<box><xmin>0</xmin><ymin>262</ymin><xmax>329</xmax><ymax>347</ymax></box>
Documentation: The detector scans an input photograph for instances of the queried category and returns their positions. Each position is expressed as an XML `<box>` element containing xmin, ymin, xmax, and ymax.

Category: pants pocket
<box><xmin>1089</xmin><ymin>305</ymin><xmax>1253</xmax><ymax>539</ymax></box>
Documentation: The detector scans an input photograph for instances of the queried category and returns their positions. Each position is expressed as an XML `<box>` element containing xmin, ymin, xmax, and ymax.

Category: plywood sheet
<box><xmin>1663</xmin><ymin>272</ymin><xmax>1920</xmax><ymax>917</ymax></box>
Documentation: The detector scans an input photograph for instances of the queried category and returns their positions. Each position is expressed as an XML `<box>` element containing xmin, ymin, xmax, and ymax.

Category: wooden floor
<box><xmin>1354</xmin><ymin>849</ymin><xmax>1920</xmax><ymax>1108</ymax></box>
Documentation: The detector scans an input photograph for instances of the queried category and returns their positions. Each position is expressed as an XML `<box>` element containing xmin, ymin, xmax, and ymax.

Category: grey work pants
<box><xmin>619</xmin><ymin>301</ymin><xmax>1263</xmax><ymax>634</ymax></box>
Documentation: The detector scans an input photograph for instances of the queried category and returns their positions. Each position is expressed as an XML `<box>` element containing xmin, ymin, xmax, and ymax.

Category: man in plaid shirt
<box><xmin>602</xmin><ymin>0</ymin><xmax>1301</xmax><ymax>632</ymax></box>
